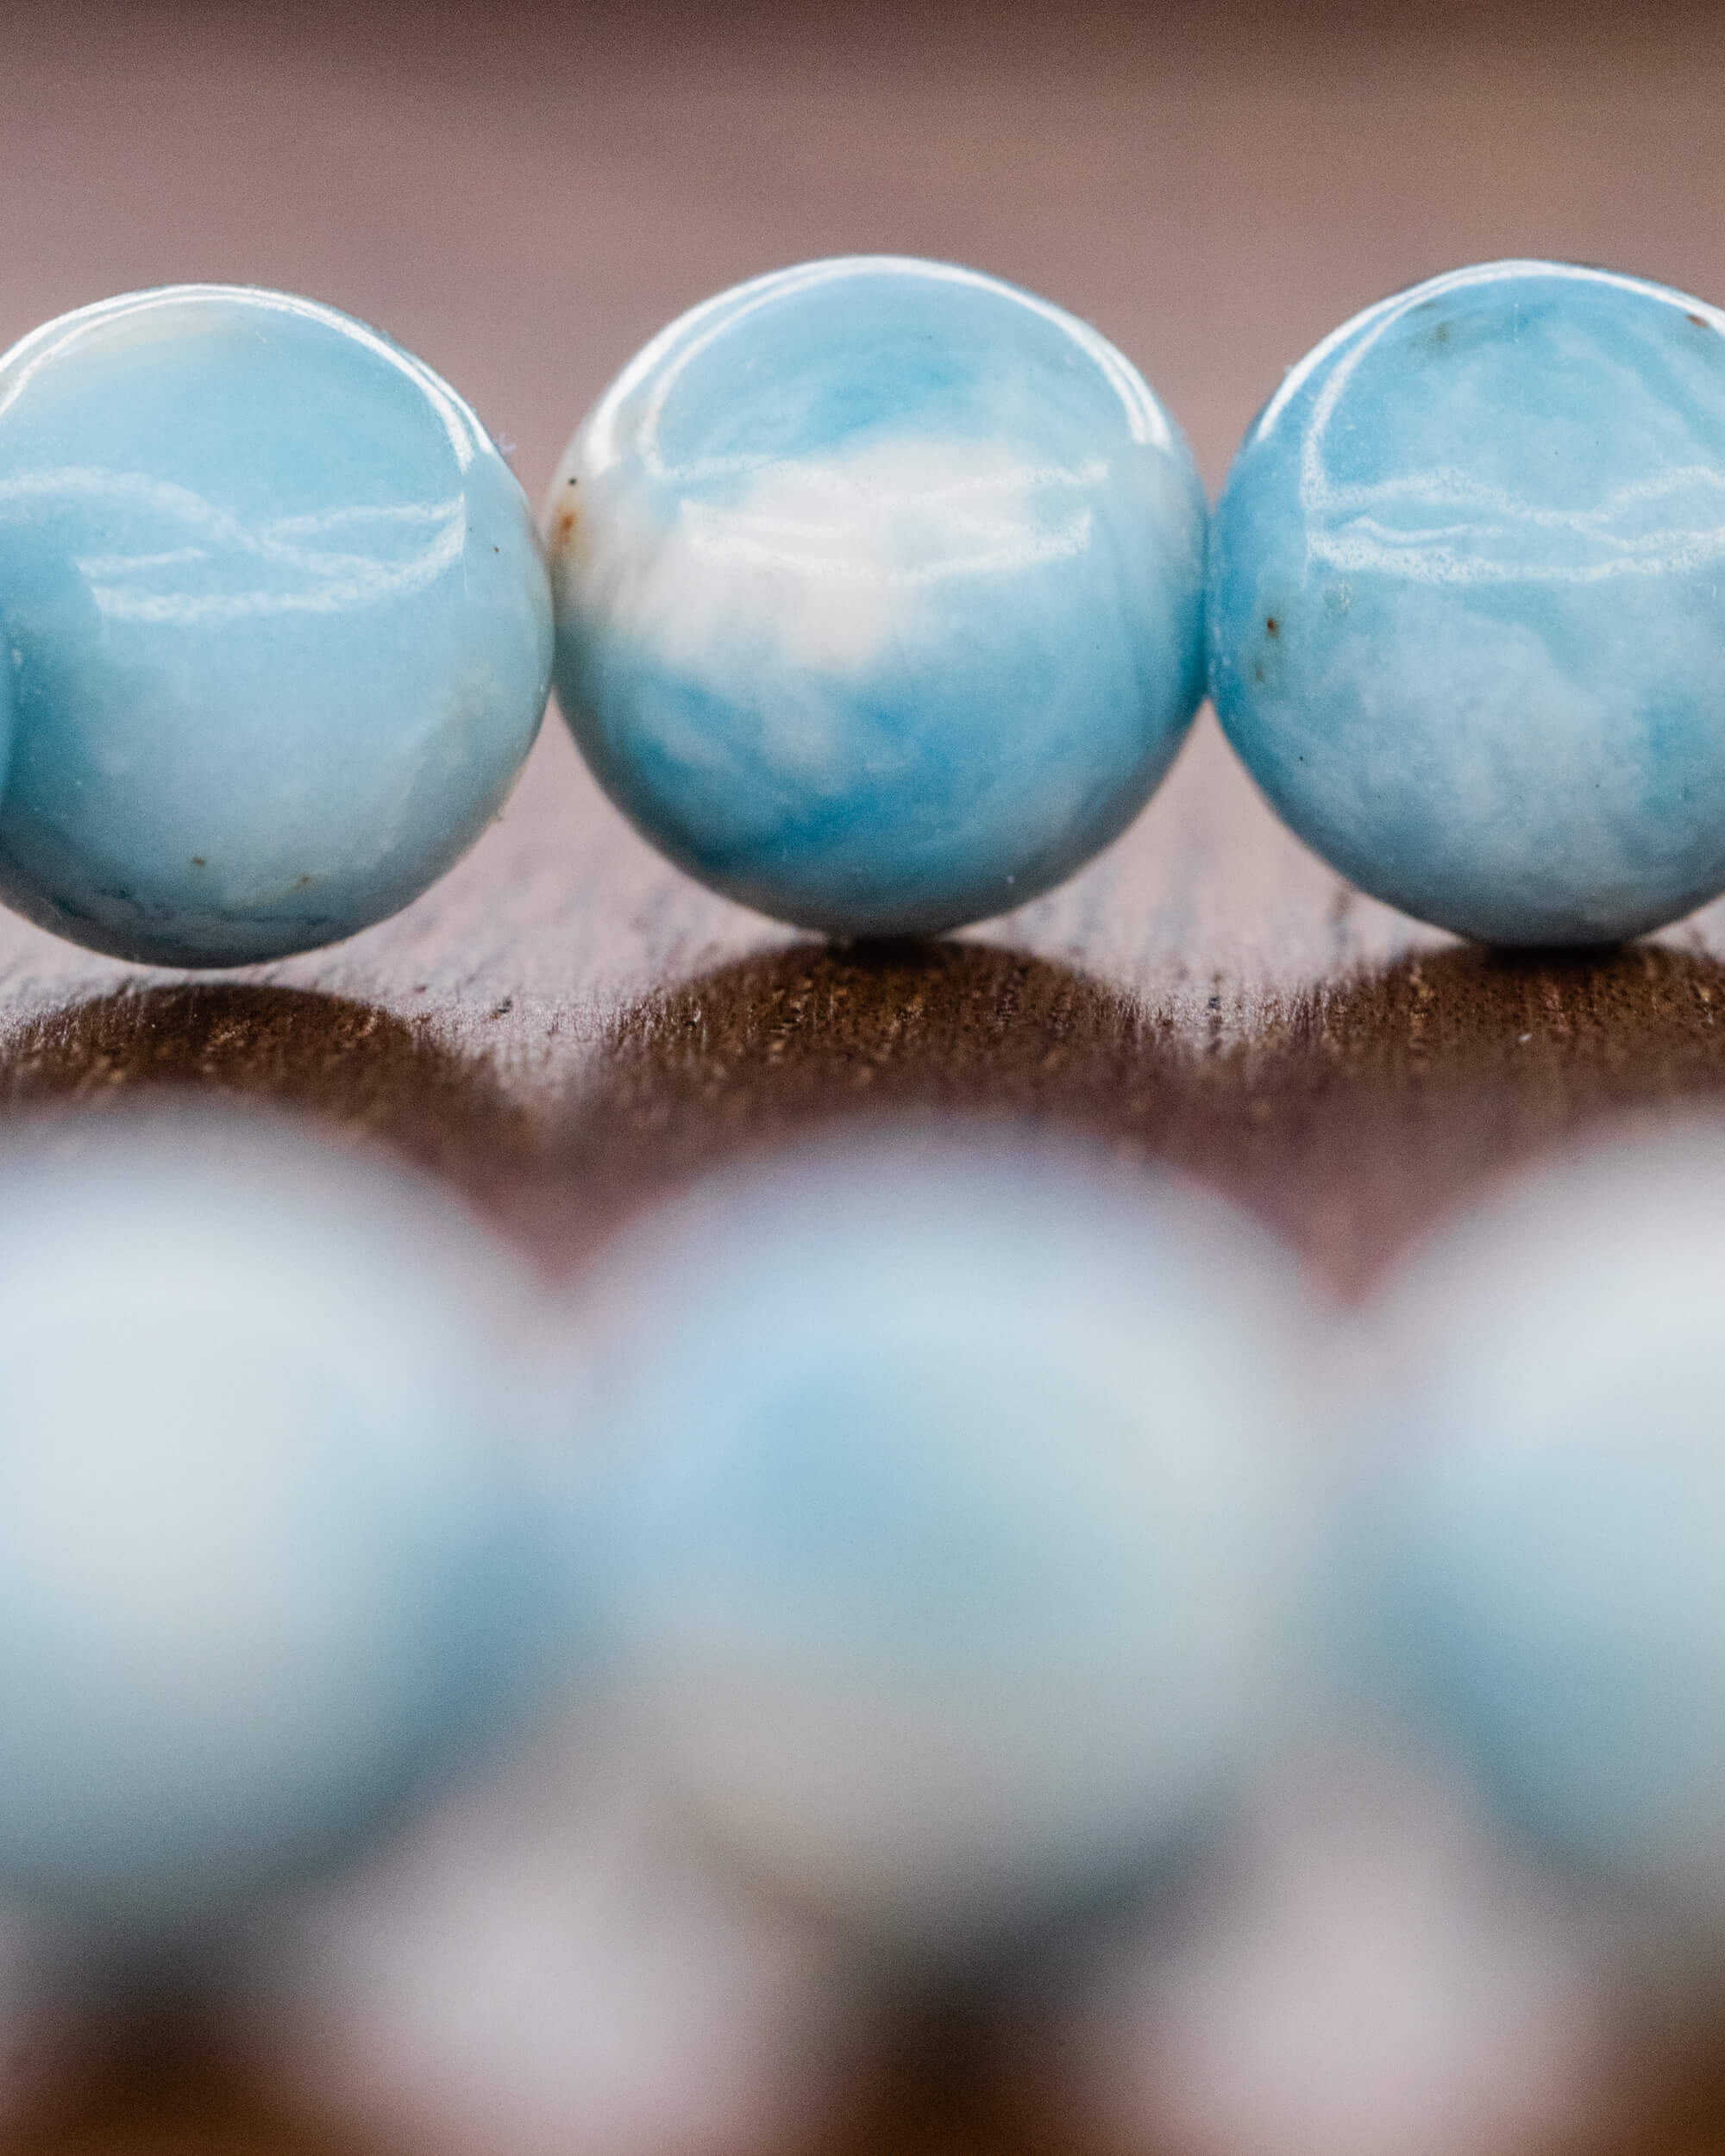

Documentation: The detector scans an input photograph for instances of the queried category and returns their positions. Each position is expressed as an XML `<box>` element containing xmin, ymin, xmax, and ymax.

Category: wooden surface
<box><xmin>9</xmin><ymin>1</ymin><xmax>1725</xmax><ymax>2147</ymax></box>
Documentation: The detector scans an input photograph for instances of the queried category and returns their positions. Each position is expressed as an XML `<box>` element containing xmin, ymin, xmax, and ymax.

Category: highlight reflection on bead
<box><xmin>1209</xmin><ymin>260</ymin><xmax>1725</xmax><ymax>946</ymax></box>
<box><xmin>0</xmin><ymin>285</ymin><xmax>552</xmax><ymax>967</ymax></box>
<box><xmin>549</xmin><ymin>257</ymin><xmax>1207</xmax><ymax>937</ymax></box>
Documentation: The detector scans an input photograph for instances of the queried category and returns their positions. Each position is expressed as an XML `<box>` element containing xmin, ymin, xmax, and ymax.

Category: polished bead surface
<box><xmin>1209</xmin><ymin>260</ymin><xmax>1725</xmax><ymax>946</ymax></box>
<box><xmin>1374</xmin><ymin>1125</ymin><xmax>1725</xmax><ymax>1924</ymax></box>
<box><xmin>548</xmin><ymin>257</ymin><xmax>1207</xmax><ymax>937</ymax></box>
<box><xmin>0</xmin><ymin>655</ymin><xmax>14</xmax><ymax>807</ymax></box>
<box><xmin>565</xmin><ymin>1133</ymin><xmax>1314</xmax><ymax>1953</ymax></box>
<box><xmin>0</xmin><ymin>287</ymin><xmax>552</xmax><ymax>967</ymax></box>
<box><xmin>0</xmin><ymin>1113</ymin><xmax>553</xmax><ymax>1932</ymax></box>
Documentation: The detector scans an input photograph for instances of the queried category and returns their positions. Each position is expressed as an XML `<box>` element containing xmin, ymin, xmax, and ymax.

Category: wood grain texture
<box><xmin>6</xmin><ymin>2</ymin><xmax>1725</xmax><ymax>2147</ymax></box>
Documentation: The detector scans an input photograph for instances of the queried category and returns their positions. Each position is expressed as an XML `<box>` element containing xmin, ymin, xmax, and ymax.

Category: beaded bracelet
<box><xmin>0</xmin><ymin>254</ymin><xmax>1716</xmax><ymax>975</ymax></box>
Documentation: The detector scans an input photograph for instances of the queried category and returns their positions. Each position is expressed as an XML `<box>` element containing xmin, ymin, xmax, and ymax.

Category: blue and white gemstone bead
<box><xmin>0</xmin><ymin>1112</ymin><xmax>555</xmax><ymax>1933</ymax></box>
<box><xmin>562</xmin><ymin>1132</ymin><xmax>1316</xmax><ymax>1955</ymax></box>
<box><xmin>548</xmin><ymin>257</ymin><xmax>1207</xmax><ymax>937</ymax></box>
<box><xmin>0</xmin><ymin>286</ymin><xmax>552</xmax><ymax>967</ymax></box>
<box><xmin>1371</xmin><ymin>1122</ymin><xmax>1725</xmax><ymax>1927</ymax></box>
<box><xmin>1209</xmin><ymin>260</ymin><xmax>1725</xmax><ymax>946</ymax></box>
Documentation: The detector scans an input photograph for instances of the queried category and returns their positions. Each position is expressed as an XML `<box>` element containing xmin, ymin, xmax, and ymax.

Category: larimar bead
<box><xmin>1374</xmin><ymin>1125</ymin><xmax>1725</xmax><ymax>1927</ymax></box>
<box><xmin>548</xmin><ymin>258</ymin><xmax>1206</xmax><ymax>937</ymax></box>
<box><xmin>0</xmin><ymin>1113</ymin><xmax>554</xmax><ymax>1932</ymax></box>
<box><xmin>0</xmin><ymin>649</ymin><xmax>13</xmax><ymax>803</ymax></box>
<box><xmin>0</xmin><ymin>287</ymin><xmax>552</xmax><ymax>966</ymax></box>
<box><xmin>0</xmin><ymin>649</ymin><xmax>16</xmax><ymax>826</ymax></box>
<box><xmin>1210</xmin><ymin>261</ymin><xmax>1725</xmax><ymax>946</ymax></box>
<box><xmin>563</xmin><ymin>1133</ymin><xmax>1315</xmax><ymax>1954</ymax></box>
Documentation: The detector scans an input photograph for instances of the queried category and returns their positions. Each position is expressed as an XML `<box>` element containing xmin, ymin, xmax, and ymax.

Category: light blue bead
<box><xmin>1374</xmin><ymin>1125</ymin><xmax>1725</xmax><ymax>1923</ymax></box>
<box><xmin>1210</xmin><ymin>260</ymin><xmax>1725</xmax><ymax>946</ymax></box>
<box><xmin>0</xmin><ymin>286</ymin><xmax>552</xmax><ymax>967</ymax></box>
<box><xmin>548</xmin><ymin>258</ymin><xmax>1206</xmax><ymax>937</ymax></box>
<box><xmin>0</xmin><ymin>648</ymin><xmax>13</xmax><ymax>804</ymax></box>
<box><xmin>566</xmin><ymin>1135</ymin><xmax>1314</xmax><ymax>1952</ymax></box>
<box><xmin>0</xmin><ymin>1113</ymin><xmax>555</xmax><ymax>1933</ymax></box>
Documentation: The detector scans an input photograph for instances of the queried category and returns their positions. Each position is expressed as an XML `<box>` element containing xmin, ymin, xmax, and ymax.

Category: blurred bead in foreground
<box><xmin>0</xmin><ymin>1110</ymin><xmax>555</xmax><ymax>1934</ymax></box>
<box><xmin>561</xmin><ymin>1131</ymin><xmax>1320</xmax><ymax>1957</ymax></box>
<box><xmin>235</xmin><ymin>1732</ymin><xmax>869</xmax><ymax>2156</ymax></box>
<box><xmin>1373</xmin><ymin>1121</ymin><xmax>1725</xmax><ymax>1927</ymax></box>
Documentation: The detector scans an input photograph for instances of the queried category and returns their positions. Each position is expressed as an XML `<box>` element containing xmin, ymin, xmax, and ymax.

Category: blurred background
<box><xmin>5</xmin><ymin>0</ymin><xmax>1722</xmax><ymax>506</ymax></box>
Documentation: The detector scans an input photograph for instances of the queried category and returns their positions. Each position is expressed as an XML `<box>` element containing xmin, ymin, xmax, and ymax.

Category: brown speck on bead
<box><xmin>1689</xmin><ymin>311</ymin><xmax>1709</xmax><ymax>329</ymax></box>
<box><xmin>190</xmin><ymin>856</ymin><xmax>206</xmax><ymax>868</ymax></box>
<box><xmin>1265</xmin><ymin>617</ymin><xmax>1279</xmax><ymax>636</ymax></box>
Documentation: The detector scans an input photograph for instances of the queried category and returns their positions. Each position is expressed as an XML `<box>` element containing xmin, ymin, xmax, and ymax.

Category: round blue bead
<box><xmin>1209</xmin><ymin>260</ymin><xmax>1725</xmax><ymax>946</ymax></box>
<box><xmin>0</xmin><ymin>1113</ymin><xmax>553</xmax><ymax>1932</ymax></box>
<box><xmin>1374</xmin><ymin>1125</ymin><xmax>1725</xmax><ymax>1922</ymax></box>
<box><xmin>564</xmin><ymin>1134</ymin><xmax>1314</xmax><ymax>1952</ymax></box>
<box><xmin>0</xmin><ymin>287</ymin><xmax>552</xmax><ymax>967</ymax></box>
<box><xmin>548</xmin><ymin>258</ymin><xmax>1207</xmax><ymax>937</ymax></box>
<box><xmin>0</xmin><ymin>644</ymin><xmax>14</xmax><ymax>802</ymax></box>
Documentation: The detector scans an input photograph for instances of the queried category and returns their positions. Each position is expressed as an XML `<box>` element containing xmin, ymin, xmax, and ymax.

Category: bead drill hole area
<box><xmin>11</xmin><ymin>2</ymin><xmax>1725</xmax><ymax>2154</ymax></box>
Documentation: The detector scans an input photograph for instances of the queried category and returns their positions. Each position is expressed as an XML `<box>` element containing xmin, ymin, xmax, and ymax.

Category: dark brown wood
<box><xmin>7</xmin><ymin>2</ymin><xmax>1725</xmax><ymax>2147</ymax></box>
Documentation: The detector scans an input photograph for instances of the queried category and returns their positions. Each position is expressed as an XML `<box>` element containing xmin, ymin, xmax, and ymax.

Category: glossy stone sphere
<box><xmin>565</xmin><ymin>1132</ymin><xmax>1315</xmax><ymax>1953</ymax></box>
<box><xmin>1373</xmin><ymin>1123</ymin><xmax>1725</xmax><ymax>1923</ymax></box>
<box><xmin>548</xmin><ymin>257</ymin><xmax>1207</xmax><ymax>936</ymax></box>
<box><xmin>0</xmin><ymin>286</ymin><xmax>552</xmax><ymax>966</ymax></box>
<box><xmin>1209</xmin><ymin>260</ymin><xmax>1725</xmax><ymax>946</ymax></box>
<box><xmin>0</xmin><ymin>1112</ymin><xmax>553</xmax><ymax>1933</ymax></box>
<box><xmin>0</xmin><ymin>649</ymin><xmax>14</xmax><ymax>805</ymax></box>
